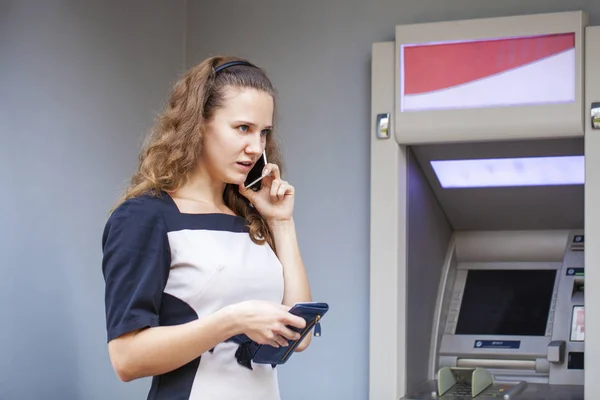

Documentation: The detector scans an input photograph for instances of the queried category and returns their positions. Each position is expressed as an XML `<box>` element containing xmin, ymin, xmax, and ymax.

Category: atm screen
<box><xmin>570</xmin><ymin>306</ymin><xmax>585</xmax><ymax>341</ymax></box>
<box><xmin>455</xmin><ymin>269</ymin><xmax>556</xmax><ymax>336</ymax></box>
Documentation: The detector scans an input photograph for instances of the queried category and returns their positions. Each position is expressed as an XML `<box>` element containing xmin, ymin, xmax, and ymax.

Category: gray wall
<box><xmin>186</xmin><ymin>1</ymin><xmax>600</xmax><ymax>399</ymax></box>
<box><xmin>0</xmin><ymin>1</ymin><xmax>185</xmax><ymax>399</ymax></box>
<box><xmin>3</xmin><ymin>1</ymin><xmax>600</xmax><ymax>399</ymax></box>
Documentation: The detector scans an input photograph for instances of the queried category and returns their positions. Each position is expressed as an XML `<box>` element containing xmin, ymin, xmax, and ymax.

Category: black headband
<box><xmin>214</xmin><ymin>60</ymin><xmax>255</xmax><ymax>73</ymax></box>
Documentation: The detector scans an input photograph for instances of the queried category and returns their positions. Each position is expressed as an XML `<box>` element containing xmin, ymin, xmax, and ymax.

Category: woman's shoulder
<box><xmin>115</xmin><ymin>190</ymin><xmax>171</xmax><ymax>212</ymax></box>
<box><xmin>102</xmin><ymin>191</ymin><xmax>174</xmax><ymax>252</ymax></box>
<box><xmin>106</xmin><ymin>191</ymin><xmax>172</xmax><ymax>227</ymax></box>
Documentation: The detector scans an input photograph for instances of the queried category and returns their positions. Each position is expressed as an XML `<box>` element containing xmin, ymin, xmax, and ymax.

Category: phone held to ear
<box><xmin>251</xmin><ymin>302</ymin><xmax>329</xmax><ymax>365</ymax></box>
<box><xmin>244</xmin><ymin>151</ymin><xmax>268</xmax><ymax>191</ymax></box>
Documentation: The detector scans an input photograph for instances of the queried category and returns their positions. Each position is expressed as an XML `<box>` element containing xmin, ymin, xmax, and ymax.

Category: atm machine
<box><xmin>369</xmin><ymin>11</ymin><xmax>600</xmax><ymax>400</ymax></box>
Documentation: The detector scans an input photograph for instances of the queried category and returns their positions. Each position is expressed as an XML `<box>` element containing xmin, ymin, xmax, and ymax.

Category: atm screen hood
<box><xmin>410</xmin><ymin>137</ymin><xmax>584</xmax><ymax>231</ymax></box>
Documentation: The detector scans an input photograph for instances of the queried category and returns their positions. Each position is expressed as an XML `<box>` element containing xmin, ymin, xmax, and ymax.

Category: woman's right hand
<box><xmin>231</xmin><ymin>300</ymin><xmax>307</xmax><ymax>347</ymax></box>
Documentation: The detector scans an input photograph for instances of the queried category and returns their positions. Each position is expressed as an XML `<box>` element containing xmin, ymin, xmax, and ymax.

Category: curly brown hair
<box><xmin>112</xmin><ymin>55</ymin><xmax>283</xmax><ymax>251</ymax></box>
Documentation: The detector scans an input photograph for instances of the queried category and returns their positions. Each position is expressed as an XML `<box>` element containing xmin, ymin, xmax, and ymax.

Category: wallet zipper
<box><xmin>314</xmin><ymin>315</ymin><xmax>322</xmax><ymax>336</ymax></box>
<box><xmin>282</xmin><ymin>315</ymin><xmax>322</xmax><ymax>360</ymax></box>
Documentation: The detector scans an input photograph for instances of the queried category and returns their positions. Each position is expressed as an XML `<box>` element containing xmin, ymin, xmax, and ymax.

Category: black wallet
<box><xmin>251</xmin><ymin>302</ymin><xmax>329</xmax><ymax>365</ymax></box>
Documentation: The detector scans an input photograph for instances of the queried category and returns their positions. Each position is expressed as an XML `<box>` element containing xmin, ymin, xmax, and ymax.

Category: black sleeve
<box><xmin>101</xmin><ymin>197</ymin><xmax>171</xmax><ymax>342</ymax></box>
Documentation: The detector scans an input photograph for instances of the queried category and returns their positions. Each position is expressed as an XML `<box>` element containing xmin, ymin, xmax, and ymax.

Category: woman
<box><xmin>101</xmin><ymin>56</ymin><xmax>313</xmax><ymax>400</ymax></box>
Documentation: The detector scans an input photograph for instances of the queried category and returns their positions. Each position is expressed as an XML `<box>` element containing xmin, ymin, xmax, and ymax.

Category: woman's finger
<box><xmin>263</xmin><ymin>163</ymin><xmax>281</xmax><ymax>180</ymax></box>
<box><xmin>277</xmin><ymin>182</ymin><xmax>289</xmax><ymax>200</ymax></box>
<box><xmin>277</xmin><ymin>325</ymin><xmax>302</xmax><ymax>342</ymax></box>
<box><xmin>275</xmin><ymin>335</ymin><xmax>289</xmax><ymax>347</ymax></box>
<box><xmin>270</xmin><ymin>179</ymin><xmax>282</xmax><ymax>198</ymax></box>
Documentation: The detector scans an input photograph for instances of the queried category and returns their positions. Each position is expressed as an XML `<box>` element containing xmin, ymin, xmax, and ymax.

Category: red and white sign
<box><xmin>400</xmin><ymin>33</ymin><xmax>576</xmax><ymax>112</ymax></box>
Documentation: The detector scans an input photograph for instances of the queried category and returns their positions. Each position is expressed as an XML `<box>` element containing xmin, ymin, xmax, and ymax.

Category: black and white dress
<box><xmin>102</xmin><ymin>191</ymin><xmax>283</xmax><ymax>399</ymax></box>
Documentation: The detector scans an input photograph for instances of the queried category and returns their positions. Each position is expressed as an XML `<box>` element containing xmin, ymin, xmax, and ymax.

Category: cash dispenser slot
<box><xmin>456</xmin><ymin>358</ymin><xmax>537</xmax><ymax>371</ymax></box>
<box><xmin>571</xmin><ymin>279</ymin><xmax>584</xmax><ymax>301</ymax></box>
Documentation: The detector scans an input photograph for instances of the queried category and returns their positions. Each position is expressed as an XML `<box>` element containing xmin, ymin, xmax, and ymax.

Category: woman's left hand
<box><xmin>238</xmin><ymin>163</ymin><xmax>294</xmax><ymax>222</ymax></box>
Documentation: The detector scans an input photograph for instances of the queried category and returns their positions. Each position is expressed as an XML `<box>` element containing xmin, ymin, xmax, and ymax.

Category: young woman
<box><xmin>101</xmin><ymin>56</ymin><xmax>313</xmax><ymax>399</ymax></box>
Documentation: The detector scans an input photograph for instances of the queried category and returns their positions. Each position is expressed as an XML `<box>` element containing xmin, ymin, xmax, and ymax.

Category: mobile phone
<box><xmin>244</xmin><ymin>151</ymin><xmax>267</xmax><ymax>191</ymax></box>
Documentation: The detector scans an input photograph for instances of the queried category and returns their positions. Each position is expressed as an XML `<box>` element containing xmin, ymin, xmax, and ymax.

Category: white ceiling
<box><xmin>410</xmin><ymin>137</ymin><xmax>584</xmax><ymax>231</ymax></box>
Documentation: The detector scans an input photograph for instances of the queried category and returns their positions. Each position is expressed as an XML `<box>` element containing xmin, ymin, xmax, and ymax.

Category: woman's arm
<box><xmin>108</xmin><ymin>306</ymin><xmax>239</xmax><ymax>382</ymax></box>
<box><xmin>269</xmin><ymin>218</ymin><xmax>313</xmax><ymax>351</ymax></box>
<box><xmin>108</xmin><ymin>300</ymin><xmax>306</xmax><ymax>381</ymax></box>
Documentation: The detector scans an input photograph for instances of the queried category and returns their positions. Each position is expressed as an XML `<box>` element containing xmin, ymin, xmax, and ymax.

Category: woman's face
<box><xmin>201</xmin><ymin>86</ymin><xmax>274</xmax><ymax>186</ymax></box>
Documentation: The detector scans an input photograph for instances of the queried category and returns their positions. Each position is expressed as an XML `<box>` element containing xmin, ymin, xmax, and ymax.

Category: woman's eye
<box><xmin>261</xmin><ymin>129</ymin><xmax>272</xmax><ymax>136</ymax></box>
<box><xmin>238</xmin><ymin>125</ymin><xmax>250</xmax><ymax>132</ymax></box>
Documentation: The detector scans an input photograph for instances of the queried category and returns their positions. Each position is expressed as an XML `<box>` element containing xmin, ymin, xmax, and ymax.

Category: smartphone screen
<box><xmin>244</xmin><ymin>151</ymin><xmax>267</xmax><ymax>190</ymax></box>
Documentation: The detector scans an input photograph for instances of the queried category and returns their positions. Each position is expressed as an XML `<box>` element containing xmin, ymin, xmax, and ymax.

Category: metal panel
<box><xmin>369</xmin><ymin>41</ymin><xmax>407</xmax><ymax>400</ymax></box>
<box><xmin>584</xmin><ymin>25</ymin><xmax>600</xmax><ymax>400</ymax></box>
